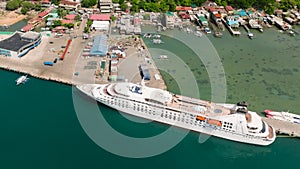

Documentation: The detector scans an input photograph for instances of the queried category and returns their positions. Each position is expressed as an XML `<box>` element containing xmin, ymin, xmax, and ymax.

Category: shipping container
<box><xmin>111</xmin><ymin>66</ymin><xmax>118</xmax><ymax>72</ymax></box>
<box><xmin>116</xmin><ymin>75</ymin><xmax>125</xmax><ymax>81</ymax></box>
<box><xmin>111</xmin><ymin>60</ymin><xmax>118</xmax><ymax>65</ymax></box>
<box><xmin>44</xmin><ymin>62</ymin><xmax>53</xmax><ymax>66</ymax></box>
<box><xmin>82</xmin><ymin>52</ymin><xmax>90</xmax><ymax>56</ymax></box>
<box><xmin>100</xmin><ymin>60</ymin><xmax>106</xmax><ymax>69</ymax></box>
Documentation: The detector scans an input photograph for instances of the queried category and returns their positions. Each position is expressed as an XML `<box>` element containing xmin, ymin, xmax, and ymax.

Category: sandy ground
<box><xmin>0</xmin><ymin>11</ymin><xmax>27</xmax><ymax>26</ymax></box>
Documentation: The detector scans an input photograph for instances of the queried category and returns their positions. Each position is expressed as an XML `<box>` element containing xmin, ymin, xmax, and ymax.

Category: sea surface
<box><xmin>1</xmin><ymin>24</ymin><xmax>300</xmax><ymax>169</ymax></box>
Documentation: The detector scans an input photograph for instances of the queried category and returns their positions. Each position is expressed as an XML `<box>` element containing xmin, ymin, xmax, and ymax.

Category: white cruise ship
<box><xmin>76</xmin><ymin>82</ymin><xmax>276</xmax><ymax>146</ymax></box>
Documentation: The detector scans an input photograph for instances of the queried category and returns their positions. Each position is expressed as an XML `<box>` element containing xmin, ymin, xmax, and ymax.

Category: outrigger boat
<box><xmin>16</xmin><ymin>75</ymin><xmax>29</xmax><ymax>85</ymax></box>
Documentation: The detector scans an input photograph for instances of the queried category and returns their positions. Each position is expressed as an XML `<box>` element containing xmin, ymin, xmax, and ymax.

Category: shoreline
<box><xmin>0</xmin><ymin>12</ymin><xmax>27</xmax><ymax>26</ymax></box>
<box><xmin>0</xmin><ymin>61</ymin><xmax>74</xmax><ymax>86</ymax></box>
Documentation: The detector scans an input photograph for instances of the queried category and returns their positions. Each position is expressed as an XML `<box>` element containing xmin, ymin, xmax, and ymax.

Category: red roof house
<box><xmin>205</xmin><ymin>6</ymin><xmax>216</xmax><ymax>13</ymax></box>
<box><xmin>226</xmin><ymin>6</ymin><xmax>234</xmax><ymax>11</ymax></box>
<box><xmin>180</xmin><ymin>13</ymin><xmax>190</xmax><ymax>19</ymax></box>
<box><xmin>62</xmin><ymin>20</ymin><xmax>73</xmax><ymax>24</ymax></box>
<box><xmin>37</xmin><ymin>11</ymin><xmax>49</xmax><ymax>18</ymax></box>
<box><xmin>64</xmin><ymin>14</ymin><xmax>76</xmax><ymax>20</ymax></box>
<box><xmin>59</xmin><ymin>0</ymin><xmax>80</xmax><ymax>9</ymax></box>
<box><xmin>21</xmin><ymin>24</ymin><xmax>34</xmax><ymax>32</ymax></box>
<box><xmin>176</xmin><ymin>6</ymin><xmax>192</xmax><ymax>11</ymax></box>
<box><xmin>89</xmin><ymin>14</ymin><xmax>111</xmax><ymax>21</ymax></box>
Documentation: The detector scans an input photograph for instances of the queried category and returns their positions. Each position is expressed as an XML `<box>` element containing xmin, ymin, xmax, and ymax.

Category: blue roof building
<box><xmin>90</xmin><ymin>35</ymin><xmax>108</xmax><ymax>57</ymax></box>
<box><xmin>239</xmin><ymin>10</ymin><xmax>248</xmax><ymax>17</ymax></box>
<box><xmin>139</xmin><ymin>64</ymin><xmax>151</xmax><ymax>80</ymax></box>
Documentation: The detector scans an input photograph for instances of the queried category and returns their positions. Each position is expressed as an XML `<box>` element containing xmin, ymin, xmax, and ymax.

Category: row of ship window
<box><xmin>100</xmin><ymin>97</ymin><xmax>236</xmax><ymax>131</ymax></box>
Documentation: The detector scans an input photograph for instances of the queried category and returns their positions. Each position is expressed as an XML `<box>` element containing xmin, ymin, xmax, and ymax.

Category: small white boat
<box><xmin>195</xmin><ymin>31</ymin><xmax>203</xmax><ymax>37</ymax></box>
<box><xmin>152</xmin><ymin>34</ymin><xmax>161</xmax><ymax>38</ymax></box>
<box><xmin>16</xmin><ymin>75</ymin><xmax>29</xmax><ymax>85</ymax></box>
<box><xmin>143</xmin><ymin>33</ymin><xmax>152</xmax><ymax>38</ymax></box>
<box><xmin>248</xmin><ymin>32</ymin><xmax>254</xmax><ymax>39</ymax></box>
<box><xmin>205</xmin><ymin>27</ymin><xmax>211</xmax><ymax>34</ymax></box>
<box><xmin>159</xmin><ymin>55</ymin><xmax>168</xmax><ymax>59</ymax></box>
<box><xmin>289</xmin><ymin>30</ymin><xmax>295</xmax><ymax>36</ymax></box>
<box><xmin>153</xmin><ymin>39</ymin><xmax>163</xmax><ymax>44</ymax></box>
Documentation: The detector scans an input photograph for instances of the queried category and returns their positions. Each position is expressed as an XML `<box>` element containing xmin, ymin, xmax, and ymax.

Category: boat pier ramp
<box><xmin>290</xmin><ymin>28</ymin><xmax>299</xmax><ymax>34</ymax></box>
<box><xmin>243</xmin><ymin>24</ymin><xmax>250</xmax><ymax>32</ymax></box>
<box><xmin>263</xmin><ymin>117</ymin><xmax>300</xmax><ymax>137</ymax></box>
<box><xmin>222</xmin><ymin>19</ymin><xmax>241</xmax><ymax>36</ymax></box>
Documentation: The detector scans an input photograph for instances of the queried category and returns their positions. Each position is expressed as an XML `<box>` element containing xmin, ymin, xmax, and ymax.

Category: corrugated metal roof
<box><xmin>89</xmin><ymin>35</ymin><xmax>108</xmax><ymax>56</ymax></box>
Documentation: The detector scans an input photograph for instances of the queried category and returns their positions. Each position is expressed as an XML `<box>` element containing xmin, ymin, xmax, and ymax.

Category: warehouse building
<box><xmin>0</xmin><ymin>31</ymin><xmax>41</xmax><ymax>58</ymax></box>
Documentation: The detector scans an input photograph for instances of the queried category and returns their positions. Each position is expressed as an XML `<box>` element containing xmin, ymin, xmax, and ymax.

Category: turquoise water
<box><xmin>1</xmin><ymin>25</ymin><xmax>300</xmax><ymax>168</ymax></box>
<box><xmin>0</xmin><ymin>20</ymin><xmax>27</xmax><ymax>32</ymax></box>
<box><xmin>142</xmin><ymin>25</ymin><xmax>300</xmax><ymax>114</ymax></box>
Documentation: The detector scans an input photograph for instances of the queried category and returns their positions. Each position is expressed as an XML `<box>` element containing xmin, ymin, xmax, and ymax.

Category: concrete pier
<box><xmin>263</xmin><ymin>117</ymin><xmax>300</xmax><ymax>137</ymax></box>
<box><xmin>222</xmin><ymin>18</ymin><xmax>241</xmax><ymax>36</ymax></box>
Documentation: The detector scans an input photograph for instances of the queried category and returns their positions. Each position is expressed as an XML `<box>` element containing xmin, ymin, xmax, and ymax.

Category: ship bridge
<box><xmin>113</xmin><ymin>83</ymin><xmax>172</xmax><ymax>104</ymax></box>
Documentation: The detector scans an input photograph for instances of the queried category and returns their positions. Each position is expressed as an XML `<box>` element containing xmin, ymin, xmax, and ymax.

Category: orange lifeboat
<box><xmin>207</xmin><ymin>119</ymin><xmax>222</xmax><ymax>126</ymax></box>
<box><xmin>196</xmin><ymin>116</ymin><xmax>206</xmax><ymax>121</ymax></box>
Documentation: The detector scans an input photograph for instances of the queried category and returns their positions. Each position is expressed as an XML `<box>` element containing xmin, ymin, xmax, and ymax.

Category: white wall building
<box><xmin>91</xmin><ymin>21</ymin><xmax>110</xmax><ymax>31</ymax></box>
<box><xmin>100</xmin><ymin>0</ymin><xmax>113</xmax><ymax>13</ymax></box>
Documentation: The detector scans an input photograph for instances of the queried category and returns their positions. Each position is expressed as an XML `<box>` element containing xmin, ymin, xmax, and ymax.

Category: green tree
<box><xmin>21</xmin><ymin>1</ymin><xmax>34</xmax><ymax>9</ymax></box>
<box><xmin>74</xmin><ymin>15</ymin><xmax>81</xmax><ymax>22</ymax></box>
<box><xmin>131</xmin><ymin>4</ymin><xmax>139</xmax><ymax>12</ymax></box>
<box><xmin>279</xmin><ymin>0</ymin><xmax>297</xmax><ymax>11</ymax></box>
<box><xmin>6</xmin><ymin>0</ymin><xmax>21</xmax><ymax>10</ymax></box>
<box><xmin>63</xmin><ymin>23</ymin><xmax>74</xmax><ymax>29</ymax></box>
<box><xmin>84</xmin><ymin>27</ymin><xmax>90</xmax><ymax>33</ymax></box>
<box><xmin>87</xmin><ymin>20</ymin><xmax>93</xmax><ymax>27</ymax></box>
<box><xmin>81</xmin><ymin>0</ymin><xmax>91</xmax><ymax>8</ymax></box>
<box><xmin>110</xmin><ymin>15</ymin><xmax>117</xmax><ymax>22</ymax></box>
<box><xmin>53</xmin><ymin>20</ymin><xmax>62</xmax><ymax>27</ymax></box>
<box><xmin>181</xmin><ymin>0</ymin><xmax>192</xmax><ymax>6</ymax></box>
<box><xmin>21</xmin><ymin>7</ymin><xmax>28</xmax><ymax>15</ymax></box>
<box><xmin>81</xmin><ymin>0</ymin><xmax>98</xmax><ymax>8</ymax></box>
<box><xmin>35</xmin><ymin>4</ymin><xmax>42</xmax><ymax>11</ymax></box>
<box><xmin>167</xmin><ymin>0</ymin><xmax>177</xmax><ymax>12</ymax></box>
<box><xmin>160</xmin><ymin>1</ymin><xmax>169</xmax><ymax>12</ymax></box>
<box><xmin>138</xmin><ymin>0</ymin><xmax>145</xmax><ymax>9</ymax></box>
<box><xmin>120</xmin><ymin>3</ymin><xmax>128</xmax><ymax>11</ymax></box>
<box><xmin>58</xmin><ymin>7</ymin><xmax>68</xmax><ymax>18</ymax></box>
<box><xmin>51</xmin><ymin>0</ymin><xmax>60</xmax><ymax>6</ymax></box>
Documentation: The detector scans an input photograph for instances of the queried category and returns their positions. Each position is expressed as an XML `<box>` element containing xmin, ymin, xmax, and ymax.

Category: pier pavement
<box><xmin>263</xmin><ymin>117</ymin><xmax>300</xmax><ymax>137</ymax></box>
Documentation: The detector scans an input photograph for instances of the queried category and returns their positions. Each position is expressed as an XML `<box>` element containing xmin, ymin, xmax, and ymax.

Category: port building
<box><xmin>0</xmin><ymin>31</ymin><xmax>41</xmax><ymax>58</ymax></box>
<box><xmin>89</xmin><ymin>35</ymin><xmax>108</xmax><ymax>57</ymax></box>
<box><xmin>162</xmin><ymin>12</ymin><xmax>175</xmax><ymax>29</ymax></box>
